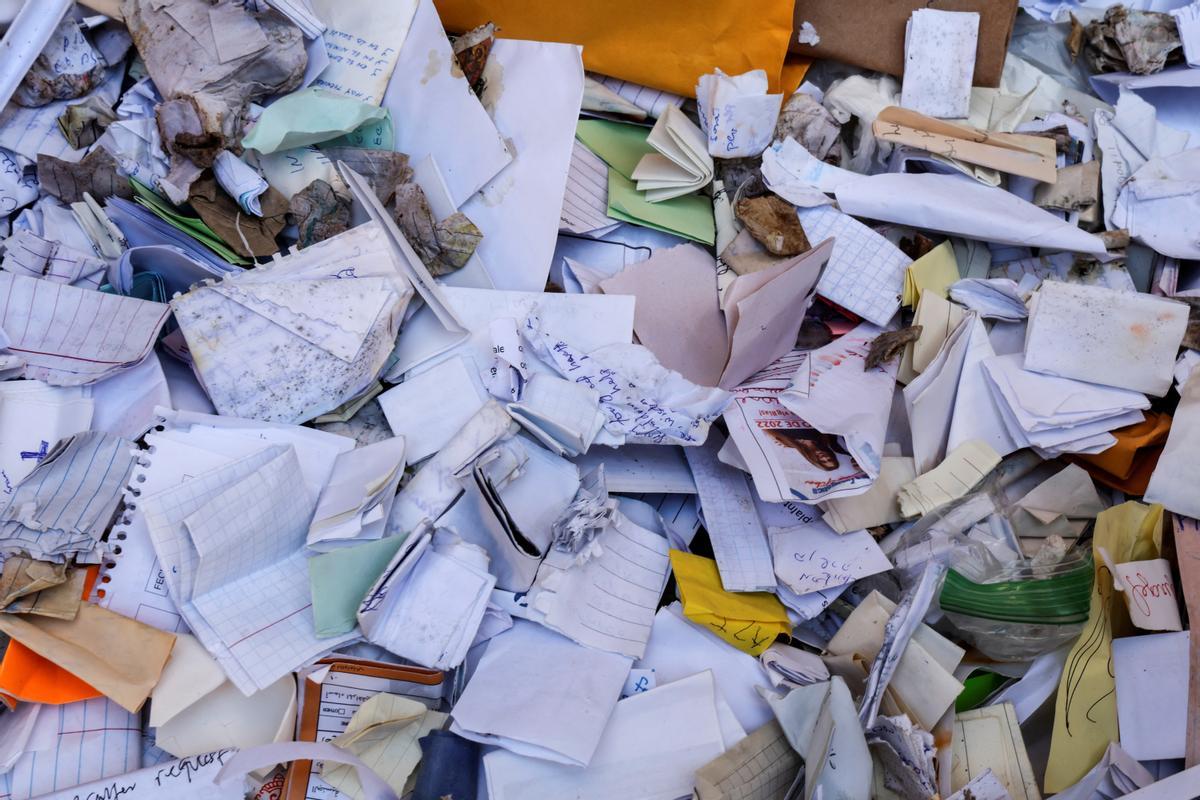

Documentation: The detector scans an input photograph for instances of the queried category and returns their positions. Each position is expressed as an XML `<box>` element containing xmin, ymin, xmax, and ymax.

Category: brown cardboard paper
<box><xmin>791</xmin><ymin>0</ymin><xmax>1020</xmax><ymax>88</ymax></box>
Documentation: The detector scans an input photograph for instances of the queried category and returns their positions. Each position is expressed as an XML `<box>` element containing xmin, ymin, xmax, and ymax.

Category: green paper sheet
<box><xmin>575</xmin><ymin>120</ymin><xmax>715</xmax><ymax>245</ymax></box>
<box><xmin>575</xmin><ymin>119</ymin><xmax>655</xmax><ymax>179</ymax></box>
<box><xmin>243</xmin><ymin>87</ymin><xmax>390</xmax><ymax>155</ymax></box>
<box><xmin>325</xmin><ymin>112</ymin><xmax>395</xmax><ymax>151</ymax></box>
<box><xmin>309</xmin><ymin>535</ymin><xmax>408</xmax><ymax>638</ymax></box>
<box><xmin>607</xmin><ymin>170</ymin><xmax>715</xmax><ymax>245</ymax></box>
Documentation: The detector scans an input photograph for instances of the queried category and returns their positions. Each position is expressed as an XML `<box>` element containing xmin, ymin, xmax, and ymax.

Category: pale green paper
<box><xmin>574</xmin><ymin>120</ymin><xmax>715</xmax><ymax>245</ymax></box>
<box><xmin>608</xmin><ymin>170</ymin><xmax>715</xmax><ymax>245</ymax></box>
<box><xmin>243</xmin><ymin>88</ymin><xmax>390</xmax><ymax>154</ymax></box>
<box><xmin>325</xmin><ymin>113</ymin><xmax>395</xmax><ymax>151</ymax></box>
<box><xmin>309</xmin><ymin>534</ymin><xmax>407</xmax><ymax>638</ymax></box>
<box><xmin>575</xmin><ymin>119</ymin><xmax>654</xmax><ymax>178</ymax></box>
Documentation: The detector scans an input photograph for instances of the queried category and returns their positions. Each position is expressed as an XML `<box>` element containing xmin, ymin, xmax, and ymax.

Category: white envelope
<box><xmin>381</xmin><ymin>0</ymin><xmax>512</xmax><ymax>208</ymax></box>
<box><xmin>457</xmin><ymin>39</ymin><xmax>584</xmax><ymax>292</ymax></box>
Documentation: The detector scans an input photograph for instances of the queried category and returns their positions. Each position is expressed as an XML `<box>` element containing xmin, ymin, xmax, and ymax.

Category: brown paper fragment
<box><xmin>434</xmin><ymin>212</ymin><xmax>482</xmax><ymax>270</ymax></box>
<box><xmin>0</xmin><ymin>602</ymin><xmax>175</xmax><ymax>713</ymax></box>
<box><xmin>0</xmin><ymin>558</ymin><xmax>67</xmax><ymax>609</ymax></box>
<box><xmin>319</xmin><ymin>148</ymin><xmax>411</xmax><ymax>206</ymax></box>
<box><xmin>452</xmin><ymin>22</ymin><xmax>497</xmax><ymax>96</ymax></box>
<box><xmin>393</xmin><ymin>182</ymin><xmax>442</xmax><ymax>263</ymax></box>
<box><xmin>774</xmin><ymin>91</ymin><xmax>841</xmax><ymax>161</ymax></box>
<box><xmin>190</xmin><ymin>173</ymin><xmax>288</xmax><ymax>258</ymax></box>
<box><xmin>288</xmin><ymin>179</ymin><xmax>352</xmax><ymax>247</ymax></box>
<box><xmin>736</xmin><ymin>194</ymin><xmax>811</xmax><ymax>257</ymax></box>
<box><xmin>8</xmin><ymin>568</ymin><xmax>87</xmax><ymax>620</ymax></box>
<box><xmin>865</xmin><ymin>326</ymin><xmax>923</xmax><ymax>371</ymax></box>
<box><xmin>1172</xmin><ymin>515</ymin><xmax>1200</xmax><ymax>767</ymax></box>
<box><xmin>1079</xmin><ymin>6</ymin><xmax>1182</xmax><ymax>75</ymax></box>
<box><xmin>37</xmin><ymin>149</ymin><xmax>134</xmax><ymax>205</ymax></box>
<box><xmin>157</xmin><ymin>96</ymin><xmax>224</xmax><ymax>169</ymax></box>
<box><xmin>1034</xmin><ymin>161</ymin><xmax>1101</xmax><ymax>212</ymax></box>
<box><xmin>58</xmin><ymin>94</ymin><xmax>118</xmax><ymax>150</ymax></box>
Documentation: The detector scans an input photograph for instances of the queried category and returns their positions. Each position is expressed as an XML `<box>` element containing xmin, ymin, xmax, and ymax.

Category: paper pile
<box><xmin>3</xmin><ymin>2</ymin><xmax>1200</xmax><ymax>800</ymax></box>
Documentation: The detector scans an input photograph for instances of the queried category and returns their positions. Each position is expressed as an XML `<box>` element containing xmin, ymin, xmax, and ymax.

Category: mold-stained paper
<box><xmin>900</xmin><ymin>9</ymin><xmax>980</xmax><ymax>119</ymax></box>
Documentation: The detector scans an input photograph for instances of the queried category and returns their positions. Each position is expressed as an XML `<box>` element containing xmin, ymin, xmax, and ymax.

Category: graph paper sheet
<box><xmin>684</xmin><ymin>434</ymin><xmax>776</xmax><ymax>592</ymax></box>
<box><xmin>798</xmin><ymin>204</ymin><xmax>911</xmax><ymax>327</ymax></box>
<box><xmin>141</xmin><ymin>445</ymin><xmax>354</xmax><ymax>694</ymax></box>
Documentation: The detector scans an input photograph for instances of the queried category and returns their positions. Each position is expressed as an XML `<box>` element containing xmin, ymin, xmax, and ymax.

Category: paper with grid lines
<box><xmin>141</xmin><ymin>445</ymin><xmax>354</xmax><ymax>694</ymax></box>
<box><xmin>693</xmin><ymin>719</ymin><xmax>801</xmax><ymax>800</ymax></box>
<box><xmin>798</xmin><ymin>205</ymin><xmax>911</xmax><ymax>327</ymax></box>
<box><xmin>684</xmin><ymin>434</ymin><xmax>775</xmax><ymax>592</ymax></box>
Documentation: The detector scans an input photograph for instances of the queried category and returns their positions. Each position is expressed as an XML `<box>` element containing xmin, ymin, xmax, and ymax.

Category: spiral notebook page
<box><xmin>140</xmin><ymin>445</ymin><xmax>355</xmax><ymax>693</ymax></box>
<box><xmin>94</xmin><ymin>435</ymin><xmax>233</xmax><ymax>633</ymax></box>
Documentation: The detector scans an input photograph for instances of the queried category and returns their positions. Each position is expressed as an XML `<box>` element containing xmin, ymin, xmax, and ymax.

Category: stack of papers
<box><xmin>7</xmin><ymin>4</ymin><xmax>1200</xmax><ymax>800</ymax></box>
<box><xmin>576</xmin><ymin>119</ymin><xmax>716</xmax><ymax>244</ymax></box>
<box><xmin>141</xmin><ymin>444</ymin><xmax>355</xmax><ymax>694</ymax></box>
<box><xmin>356</xmin><ymin>528</ymin><xmax>495</xmax><ymax>670</ymax></box>
<box><xmin>982</xmin><ymin>354</ymin><xmax>1151</xmax><ymax>457</ymax></box>
<box><xmin>1023</xmin><ymin>281</ymin><xmax>1189</xmax><ymax>397</ymax></box>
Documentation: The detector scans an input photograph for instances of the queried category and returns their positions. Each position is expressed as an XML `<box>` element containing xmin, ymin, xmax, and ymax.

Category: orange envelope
<box><xmin>1068</xmin><ymin>412</ymin><xmax>1172</xmax><ymax>495</ymax></box>
<box><xmin>433</xmin><ymin>0</ymin><xmax>795</xmax><ymax>98</ymax></box>
<box><xmin>0</xmin><ymin>567</ymin><xmax>102</xmax><ymax>708</ymax></box>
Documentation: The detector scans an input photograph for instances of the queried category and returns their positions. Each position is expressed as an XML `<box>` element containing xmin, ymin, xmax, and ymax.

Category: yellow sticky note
<box><xmin>670</xmin><ymin>550</ymin><xmax>790</xmax><ymax>656</ymax></box>
<box><xmin>901</xmin><ymin>241</ymin><xmax>960</xmax><ymax>307</ymax></box>
<box><xmin>1044</xmin><ymin>501</ymin><xmax>1164</xmax><ymax>793</ymax></box>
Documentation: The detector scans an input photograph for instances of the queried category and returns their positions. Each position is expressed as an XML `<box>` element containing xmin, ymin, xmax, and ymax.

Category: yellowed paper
<box><xmin>1045</xmin><ymin>502</ymin><xmax>1164</xmax><ymax>792</ymax></box>
<box><xmin>0</xmin><ymin>602</ymin><xmax>176</xmax><ymax>713</ymax></box>
<box><xmin>873</xmin><ymin>106</ymin><xmax>1058</xmax><ymax>183</ymax></box>
<box><xmin>898</xmin><ymin>439</ymin><xmax>1001</xmax><ymax>518</ymax></box>
<box><xmin>902</xmin><ymin>241</ymin><xmax>961</xmax><ymax>307</ymax></box>
<box><xmin>953</xmin><ymin>703</ymin><xmax>1041</xmax><ymax>800</ymax></box>
<box><xmin>7</xmin><ymin>568</ymin><xmax>86</xmax><ymax>619</ymax></box>
<box><xmin>909</xmin><ymin>291</ymin><xmax>968</xmax><ymax>376</ymax></box>
<box><xmin>827</xmin><ymin>591</ymin><xmax>964</xmax><ymax>730</ymax></box>
<box><xmin>324</xmin><ymin>693</ymin><xmax>448</xmax><ymax>800</ymax></box>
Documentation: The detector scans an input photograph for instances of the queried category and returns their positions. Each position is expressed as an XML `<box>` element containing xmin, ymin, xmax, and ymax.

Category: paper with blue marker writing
<box><xmin>308</xmin><ymin>0</ymin><xmax>419</xmax><ymax>105</ymax></box>
<box><xmin>768</xmin><ymin>520</ymin><xmax>892</xmax><ymax>596</ymax></box>
<box><xmin>696</xmin><ymin>69</ymin><xmax>783</xmax><ymax>159</ymax></box>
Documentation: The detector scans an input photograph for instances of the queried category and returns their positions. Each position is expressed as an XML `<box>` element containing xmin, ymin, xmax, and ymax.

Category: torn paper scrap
<box><xmin>170</xmin><ymin>222</ymin><xmax>411</xmax><ymax>424</ymax></box>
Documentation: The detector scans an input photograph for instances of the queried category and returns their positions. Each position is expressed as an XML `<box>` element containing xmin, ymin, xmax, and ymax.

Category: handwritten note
<box><xmin>0</xmin><ymin>148</ymin><xmax>38</xmax><ymax>215</ymax></box>
<box><xmin>1115</xmin><ymin>558</ymin><xmax>1183</xmax><ymax>632</ymax></box>
<box><xmin>523</xmin><ymin>316</ymin><xmax>730</xmax><ymax>447</ymax></box>
<box><xmin>307</xmin><ymin>0</ymin><xmax>418</xmax><ymax>104</ymax></box>
<box><xmin>695</xmin><ymin>69</ymin><xmax>783</xmax><ymax>159</ymax></box>
<box><xmin>768</xmin><ymin>520</ymin><xmax>892</xmax><ymax>596</ymax></box>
